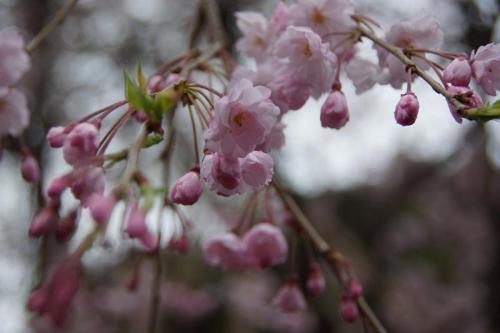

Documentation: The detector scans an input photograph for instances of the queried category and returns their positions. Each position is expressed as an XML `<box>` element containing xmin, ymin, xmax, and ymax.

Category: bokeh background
<box><xmin>0</xmin><ymin>0</ymin><xmax>499</xmax><ymax>332</ymax></box>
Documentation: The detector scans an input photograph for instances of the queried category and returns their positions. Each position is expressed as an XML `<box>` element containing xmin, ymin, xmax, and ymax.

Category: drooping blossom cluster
<box><xmin>203</xmin><ymin>222</ymin><xmax>288</xmax><ymax>271</ymax></box>
<box><xmin>0</xmin><ymin>28</ymin><xmax>41</xmax><ymax>182</ymax></box>
<box><xmin>13</xmin><ymin>0</ymin><xmax>500</xmax><ymax>330</ymax></box>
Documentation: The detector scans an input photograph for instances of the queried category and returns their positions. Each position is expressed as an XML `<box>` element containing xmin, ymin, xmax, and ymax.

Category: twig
<box><xmin>26</xmin><ymin>0</ymin><xmax>80</xmax><ymax>53</ymax></box>
<box><xmin>272</xmin><ymin>180</ymin><xmax>388</xmax><ymax>333</ymax></box>
<box><xmin>357</xmin><ymin>26</ymin><xmax>466</xmax><ymax>113</ymax></box>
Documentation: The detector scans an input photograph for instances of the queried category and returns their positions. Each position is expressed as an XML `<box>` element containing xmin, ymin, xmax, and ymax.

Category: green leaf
<box><xmin>123</xmin><ymin>69</ymin><xmax>178</xmax><ymax>123</ymax></box>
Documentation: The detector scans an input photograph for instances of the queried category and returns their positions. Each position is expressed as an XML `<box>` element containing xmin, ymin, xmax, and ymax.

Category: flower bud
<box><xmin>29</xmin><ymin>203</ymin><xmax>58</xmax><ymax>238</ymax></box>
<box><xmin>27</xmin><ymin>288</ymin><xmax>48</xmax><ymax>314</ymax></box>
<box><xmin>306</xmin><ymin>262</ymin><xmax>326</xmax><ymax>296</ymax></box>
<box><xmin>169</xmin><ymin>170</ymin><xmax>203</xmax><ymax>205</ymax></box>
<box><xmin>443</xmin><ymin>56</ymin><xmax>471</xmax><ymax>87</ymax></box>
<box><xmin>55</xmin><ymin>209</ymin><xmax>78</xmax><ymax>242</ymax></box>
<box><xmin>394</xmin><ymin>92</ymin><xmax>419</xmax><ymax>126</ymax></box>
<box><xmin>46</xmin><ymin>126</ymin><xmax>67</xmax><ymax>148</ymax></box>
<box><xmin>20</xmin><ymin>154</ymin><xmax>40</xmax><ymax>183</ymax></box>
<box><xmin>272</xmin><ymin>281</ymin><xmax>307</xmax><ymax>313</ymax></box>
<box><xmin>87</xmin><ymin>193</ymin><xmax>116</xmax><ymax>225</ymax></box>
<box><xmin>47</xmin><ymin>174</ymin><xmax>69</xmax><ymax>198</ymax></box>
<box><xmin>346</xmin><ymin>278</ymin><xmax>363</xmax><ymax>299</ymax></box>
<box><xmin>168</xmin><ymin>234</ymin><xmax>190</xmax><ymax>253</ymax></box>
<box><xmin>125</xmin><ymin>203</ymin><xmax>147</xmax><ymax>238</ymax></box>
<box><xmin>339</xmin><ymin>297</ymin><xmax>359</xmax><ymax>323</ymax></box>
<box><xmin>320</xmin><ymin>90</ymin><xmax>349</xmax><ymax>129</ymax></box>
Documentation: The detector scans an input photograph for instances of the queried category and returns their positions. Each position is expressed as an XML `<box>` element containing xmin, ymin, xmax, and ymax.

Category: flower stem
<box><xmin>272</xmin><ymin>179</ymin><xmax>388</xmax><ymax>333</ymax></box>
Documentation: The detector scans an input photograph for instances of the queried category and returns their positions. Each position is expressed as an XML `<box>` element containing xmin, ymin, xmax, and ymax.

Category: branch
<box><xmin>273</xmin><ymin>180</ymin><xmax>388</xmax><ymax>333</ymax></box>
<box><xmin>26</xmin><ymin>0</ymin><xmax>80</xmax><ymax>54</ymax></box>
<box><xmin>357</xmin><ymin>26</ymin><xmax>467</xmax><ymax>114</ymax></box>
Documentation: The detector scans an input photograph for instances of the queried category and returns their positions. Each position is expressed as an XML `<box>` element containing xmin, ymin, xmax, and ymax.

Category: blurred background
<box><xmin>0</xmin><ymin>0</ymin><xmax>500</xmax><ymax>332</ymax></box>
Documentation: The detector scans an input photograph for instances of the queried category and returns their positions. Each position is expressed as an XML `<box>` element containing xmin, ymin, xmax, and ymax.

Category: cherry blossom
<box><xmin>0</xmin><ymin>87</ymin><xmax>29</xmax><ymax>136</ymax></box>
<box><xmin>471</xmin><ymin>43</ymin><xmax>500</xmax><ymax>96</ymax></box>
<box><xmin>0</xmin><ymin>28</ymin><xmax>30</xmax><ymax>86</ymax></box>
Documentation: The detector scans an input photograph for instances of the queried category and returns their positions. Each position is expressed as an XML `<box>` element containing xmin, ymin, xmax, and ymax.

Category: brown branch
<box><xmin>272</xmin><ymin>180</ymin><xmax>388</xmax><ymax>333</ymax></box>
<box><xmin>26</xmin><ymin>0</ymin><xmax>80</xmax><ymax>53</ymax></box>
<box><xmin>357</xmin><ymin>26</ymin><xmax>466</xmax><ymax>114</ymax></box>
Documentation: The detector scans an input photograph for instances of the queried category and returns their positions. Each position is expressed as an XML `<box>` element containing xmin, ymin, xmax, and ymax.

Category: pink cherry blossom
<box><xmin>447</xmin><ymin>86</ymin><xmax>484</xmax><ymax>123</ymax></box>
<box><xmin>204</xmin><ymin>79</ymin><xmax>279</xmax><ymax>159</ymax></box>
<box><xmin>47</xmin><ymin>126</ymin><xmax>67</xmax><ymax>148</ymax></box>
<box><xmin>243</xmin><ymin>223</ymin><xmax>288</xmax><ymax>268</ymax></box>
<box><xmin>169</xmin><ymin>170</ymin><xmax>203</xmax><ymax>205</ymax></box>
<box><xmin>20</xmin><ymin>154</ymin><xmax>40</xmax><ymax>183</ymax></box>
<box><xmin>272</xmin><ymin>281</ymin><xmax>307</xmax><ymax>313</ymax></box>
<box><xmin>87</xmin><ymin>193</ymin><xmax>116</xmax><ymax>225</ymax></box>
<box><xmin>202</xmin><ymin>231</ymin><xmax>248</xmax><ymax>271</ymax></box>
<box><xmin>236</xmin><ymin>11</ymin><xmax>271</xmax><ymax>60</ymax></box>
<box><xmin>394</xmin><ymin>92</ymin><xmax>419</xmax><ymax>126</ymax></box>
<box><xmin>306</xmin><ymin>263</ymin><xmax>326</xmax><ymax>296</ymax></box>
<box><xmin>270</xmin><ymin>2</ymin><xmax>290</xmax><ymax>35</ymax></box>
<box><xmin>255</xmin><ymin>122</ymin><xmax>285</xmax><ymax>152</ymax></box>
<box><xmin>471</xmin><ymin>43</ymin><xmax>500</xmax><ymax>96</ymax></box>
<box><xmin>443</xmin><ymin>56</ymin><xmax>472</xmax><ymax>87</ymax></box>
<box><xmin>267</xmin><ymin>73</ymin><xmax>310</xmax><ymax>113</ymax></box>
<box><xmin>274</xmin><ymin>26</ymin><xmax>336</xmax><ymax>98</ymax></box>
<box><xmin>289</xmin><ymin>0</ymin><xmax>355</xmax><ymax>39</ymax></box>
<box><xmin>320</xmin><ymin>90</ymin><xmax>349</xmax><ymax>129</ymax></box>
<box><xmin>0</xmin><ymin>87</ymin><xmax>29</xmax><ymax>136</ymax></box>
<box><xmin>0</xmin><ymin>28</ymin><xmax>30</xmax><ymax>86</ymax></box>
<box><xmin>62</xmin><ymin>122</ymin><xmax>99</xmax><ymax>167</ymax></box>
<box><xmin>345</xmin><ymin>58</ymin><xmax>379</xmax><ymax>94</ymax></box>
<box><xmin>375</xmin><ymin>16</ymin><xmax>443</xmax><ymax>88</ymax></box>
<box><xmin>201</xmin><ymin>151</ymin><xmax>274</xmax><ymax>196</ymax></box>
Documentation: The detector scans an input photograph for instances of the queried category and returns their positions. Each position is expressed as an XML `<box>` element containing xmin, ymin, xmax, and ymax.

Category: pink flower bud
<box><xmin>320</xmin><ymin>90</ymin><xmax>349</xmax><ymax>129</ymax></box>
<box><xmin>29</xmin><ymin>203</ymin><xmax>58</xmax><ymax>238</ymax></box>
<box><xmin>339</xmin><ymin>297</ymin><xmax>359</xmax><ymax>323</ymax></box>
<box><xmin>46</xmin><ymin>126</ymin><xmax>67</xmax><ymax>148</ymax></box>
<box><xmin>272</xmin><ymin>281</ymin><xmax>307</xmax><ymax>313</ymax></box>
<box><xmin>394</xmin><ymin>92</ymin><xmax>419</xmax><ymax>126</ymax></box>
<box><xmin>48</xmin><ymin>258</ymin><xmax>80</xmax><ymax>327</ymax></box>
<box><xmin>169</xmin><ymin>170</ymin><xmax>203</xmax><ymax>205</ymax></box>
<box><xmin>243</xmin><ymin>223</ymin><xmax>288</xmax><ymax>268</ymax></box>
<box><xmin>443</xmin><ymin>56</ymin><xmax>472</xmax><ymax>86</ymax></box>
<box><xmin>346</xmin><ymin>278</ymin><xmax>363</xmax><ymax>299</ymax></box>
<box><xmin>47</xmin><ymin>174</ymin><xmax>69</xmax><ymax>198</ymax></box>
<box><xmin>62</xmin><ymin>122</ymin><xmax>99</xmax><ymax>167</ymax></box>
<box><xmin>87</xmin><ymin>193</ymin><xmax>116</xmax><ymax>225</ymax></box>
<box><xmin>55</xmin><ymin>209</ymin><xmax>78</xmax><ymax>242</ymax></box>
<box><xmin>306</xmin><ymin>263</ymin><xmax>326</xmax><ymax>296</ymax></box>
<box><xmin>168</xmin><ymin>234</ymin><xmax>190</xmax><ymax>253</ymax></box>
<box><xmin>27</xmin><ymin>288</ymin><xmax>48</xmax><ymax>314</ymax></box>
<box><xmin>20</xmin><ymin>154</ymin><xmax>40</xmax><ymax>183</ymax></box>
<box><xmin>125</xmin><ymin>203</ymin><xmax>158</xmax><ymax>252</ymax></box>
<box><xmin>125</xmin><ymin>203</ymin><xmax>147</xmax><ymax>238</ymax></box>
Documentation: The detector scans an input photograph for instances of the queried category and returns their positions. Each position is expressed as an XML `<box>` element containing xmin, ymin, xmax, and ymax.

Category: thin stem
<box><xmin>188</xmin><ymin>105</ymin><xmax>200</xmax><ymax>166</ymax></box>
<box><xmin>358</xmin><ymin>26</ymin><xmax>466</xmax><ymax>114</ymax></box>
<box><xmin>272</xmin><ymin>180</ymin><xmax>388</xmax><ymax>333</ymax></box>
<box><xmin>114</xmin><ymin>125</ymin><xmax>148</xmax><ymax>197</ymax></box>
<box><xmin>26</xmin><ymin>0</ymin><xmax>80</xmax><ymax>53</ymax></box>
<box><xmin>79</xmin><ymin>100</ymin><xmax>128</xmax><ymax>123</ymax></box>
